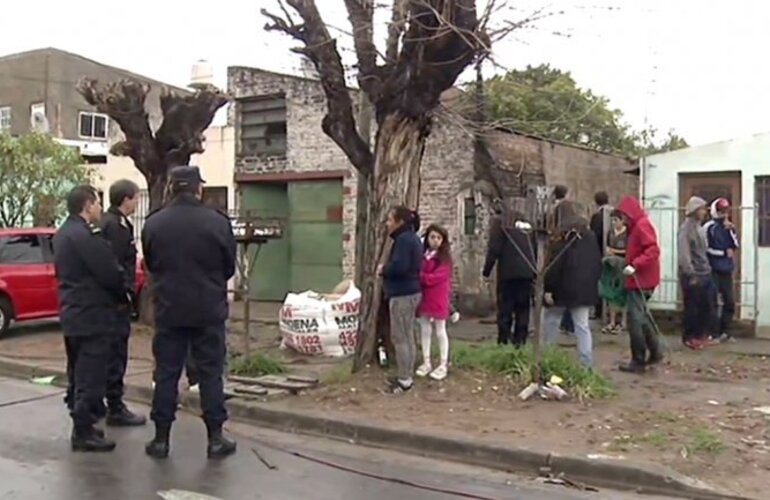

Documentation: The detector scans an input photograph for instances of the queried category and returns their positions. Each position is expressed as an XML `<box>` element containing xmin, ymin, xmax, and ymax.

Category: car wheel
<box><xmin>0</xmin><ymin>296</ymin><xmax>12</xmax><ymax>338</ymax></box>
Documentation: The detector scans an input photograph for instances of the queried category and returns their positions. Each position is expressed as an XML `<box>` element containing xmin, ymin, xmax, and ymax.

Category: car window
<box><xmin>0</xmin><ymin>235</ymin><xmax>45</xmax><ymax>264</ymax></box>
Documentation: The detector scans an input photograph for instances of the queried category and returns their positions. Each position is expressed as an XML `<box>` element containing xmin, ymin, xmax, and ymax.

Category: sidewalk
<box><xmin>0</xmin><ymin>320</ymin><xmax>767</xmax><ymax>499</ymax></box>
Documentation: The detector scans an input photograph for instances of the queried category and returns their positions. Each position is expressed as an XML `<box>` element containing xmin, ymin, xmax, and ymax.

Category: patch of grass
<box><xmin>322</xmin><ymin>361</ymin><xmax>355</xmax><ymax>386</ymax></box>
<box><xmin>450</xmin><ymin>342</ymin><xmax>615</xmax><ymax>399</ymax></box>
<box><xmin>229</xmin><ymin>352</ymin><xmax>286</xmax><ymax>377</ymax></box>
<box><xmin>609</xmin><ymin>431</ymin><xmax>668</xmax><ymax>451</ymax></box>
<box><xmin>688</xmin><ymin>428</ymin><xmax>725</xmax><ymax>455</ymax></box>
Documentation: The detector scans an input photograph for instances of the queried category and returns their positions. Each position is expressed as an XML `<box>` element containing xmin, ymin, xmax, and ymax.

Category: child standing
<box><xmin>416</xmin><ymin>224</ymin><xmax>452</xmax><ymax>381</ymax></box>
<box><xmin>602</xmin><ymin>211</ymin><xmax>629</xmax><ymax>334</ymax></box>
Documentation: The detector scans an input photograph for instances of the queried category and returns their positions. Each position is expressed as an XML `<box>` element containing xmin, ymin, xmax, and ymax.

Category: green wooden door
<box><xmin>240</xmin><ymin>183</ymin><xmax>290</xmax><ymax>301</ymax></box>
<box><xmin>288</xmin><ymin>180</ymin><xmax>343</xmax><ymax>293</ymax></box>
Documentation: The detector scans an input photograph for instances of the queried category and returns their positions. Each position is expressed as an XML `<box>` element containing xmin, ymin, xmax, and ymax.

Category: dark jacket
<box><xmin>589</xmin><ymin>205</ymin><xmax>612</xmax><ymax>253</ymax></box>
<box><xmin>482</xmin><ymin>216</ymin><xmax>536</xmax><ymax>282</ymax></box>
<box><xmin>704</xmin><ymin>218</ymin><xmax>738</xmax><ymax>274</ymax></box>
<box><xmin>544</xmin><ymin>219</ymin><xmax>602</xmax><ymax>308</ymax></box>
<box><xmin>382</xmin><ymin>225</ymin><xmax>422</xmax><ymax>298</ymax></box>
<box><xmin>100</xmin><ymin>206</ymin><xmax>137</xmax><ymax>292</ymax></box>
<box><xmin>141</xmin><ymin>194</ymin><xmax>237</xmax><ymax>328</ymax></box>
<box><xmin>53</xmin><ymin>215</ymin><xmax>126</xmax><ymax>337</ymax></box>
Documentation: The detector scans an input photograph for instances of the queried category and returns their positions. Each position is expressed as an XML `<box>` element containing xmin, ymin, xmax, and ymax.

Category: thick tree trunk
<box><xmin>138</xmin><ymin>169</ymin><xmax>168</xmax><ymax>325</ymax></box>
<box><xmin>353</xmin><ymin>113</ymin><xmax>428</xmax><ymax>371</ymax></box>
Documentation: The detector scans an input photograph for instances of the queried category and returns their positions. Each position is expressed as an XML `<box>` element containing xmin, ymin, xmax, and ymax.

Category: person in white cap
<box><xmin>678</xmin><ymin>196</ymin><xmax>715</xmax><ymax>350</ymax></box>
<box><xmin>703</xmin><ymin>197</ymin><xmax>739</xmax><ymax>343</ymax></box>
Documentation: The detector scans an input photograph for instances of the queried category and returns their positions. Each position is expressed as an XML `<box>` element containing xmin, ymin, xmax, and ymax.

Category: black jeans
<box><xmin>151</xmin><ymin>324</ymin><xmax>227</xmax><ymax>426</ymax></box>
<box><xmin>681</xmin><ymin>275</ymin><xmax>716</xmax><ymax>341</ymax></box>
<box><xmin>64</xmin><ymin>335</ymin><xmax>111</xmax><ymax>428</ymax></box>
<box><xmin>560</xmin><ymin>310</ymin><xmax>574</xmax><ymax>333</ymax></box>
<box><xmin>627</xmin><ymin>289</ymin><xmax>660</xmax><ymax>364</ymax></box>
<box><xmin>712</xmin><ymin>271</ymin><xmax>735</xmax><ymax>336</ymax></box>
<box><xmin>497</xmin><ymin>279</ymin><xmax>532</xmax><ymax>345</ymax></box>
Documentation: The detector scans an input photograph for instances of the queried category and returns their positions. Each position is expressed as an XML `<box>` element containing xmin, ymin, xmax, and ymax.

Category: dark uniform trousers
<box><xmin>105</xmin><ymin>310</ymin><xmax>132</xmax><ymax>408</ymax></box>
<box><xmin>65</xmin><ymin>310</ymin><xmax>130</xmax><ymax>415</ymax></box>
<box><xmin>64</xmin><ymin>334</ymin><xmax>111</xmax><ymax>427</ymax></box>
<box><xmin>151</xmin><ymin>323</ymin><xmax>227</xmax><ymax>425</ymax></box>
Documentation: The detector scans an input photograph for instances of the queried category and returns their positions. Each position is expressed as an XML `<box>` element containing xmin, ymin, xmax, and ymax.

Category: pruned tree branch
<box><xmin>343</xmin><ymin>0</ymin><xmax>381</xmax><ymax>98</ymax></box>
<box><xmin>77</xmin><ymin>78</ymin><xmax>158</xmax><ymax>176</ymax></box>
<box><xmin>155</xmin><ymin>86</ymin><xmax>230</xmax><ymax>166</ymax></box>
<box><xmin>263</xmin><ymin>0</ymin><xmax>374</xmax><ymax>175</ymax></box>
<box><xmin>386</xmin><ymin>0</ymin><xmax>408</xmax><ymax>63</ymax></box>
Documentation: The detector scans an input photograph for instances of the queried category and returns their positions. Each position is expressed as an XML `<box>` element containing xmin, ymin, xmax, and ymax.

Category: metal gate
<box><xmin>644</xmin><ymin>205</ymin><xmax>759</xmax><ymax>331</ymax></box>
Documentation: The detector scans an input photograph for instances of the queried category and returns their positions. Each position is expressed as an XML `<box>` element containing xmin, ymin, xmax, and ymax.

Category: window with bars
<box><xmin>239</xmin><ymin>95</ymin><xmax>287</xmax><ymax>158</ymax></box>
<box><xmin>756</xmin><ymin>176</ymin><xmax>770</xmax><ymax>247</ymax></box>
<box><xmin>0</xmin><ymin>106</ymin><xmax>10</xmax><ymax>131</ymax></box>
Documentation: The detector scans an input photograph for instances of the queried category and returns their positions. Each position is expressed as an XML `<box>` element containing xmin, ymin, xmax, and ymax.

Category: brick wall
<box><xmin>228</xmin><ymin>67</ymin><xmax>638</xmax><ymax>313</ymax></box>
<box><xmin>228</xmin><ymin>67</ymin><xmax>359</xmax><ymax>279</ymax></box>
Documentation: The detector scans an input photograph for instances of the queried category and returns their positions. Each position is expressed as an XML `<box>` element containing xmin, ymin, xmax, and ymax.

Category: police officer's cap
<box><xmin>170</xmin><ymin>166</ymin><xmax>206</xmax><ymax>188</ymax></box>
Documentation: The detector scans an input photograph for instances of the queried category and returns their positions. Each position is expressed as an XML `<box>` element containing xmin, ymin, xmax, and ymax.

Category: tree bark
<box><xmin>353</xmin><ymin>113</ymin><xmax>428</xmax><ymax>371</ymax></box>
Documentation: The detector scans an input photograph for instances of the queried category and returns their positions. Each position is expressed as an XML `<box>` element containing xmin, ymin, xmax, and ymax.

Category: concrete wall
<box><xmin>642</xmin><ymin>133</ymin><xmax>770</xmax><ymax>328</ymax></box>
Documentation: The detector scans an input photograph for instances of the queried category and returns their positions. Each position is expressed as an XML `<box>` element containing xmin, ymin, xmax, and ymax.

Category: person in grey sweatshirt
<box><xmin>678</xmin><ymin>196</ymin><xmax>716</xmax><ymax>349</ymax></box>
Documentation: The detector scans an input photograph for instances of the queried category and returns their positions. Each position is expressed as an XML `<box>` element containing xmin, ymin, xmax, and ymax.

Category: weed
<box><xmin>322</xmin><ymin>361</ymin><xmax>355</xmax><ymax>385</ymax></box>
<box><xmin>229</xmin><ymin>352</ymin><xmax>286</xmax><ymax>377</ymax></box>
<box><xmin>688</xmin><ymin>428</ymin><xmax>725</xmax><ymax>454</ymax></box>
<box><xmin>450</xmin><ymin>342</ymin><xmax>614</xmax><ymax>399</ymax></box>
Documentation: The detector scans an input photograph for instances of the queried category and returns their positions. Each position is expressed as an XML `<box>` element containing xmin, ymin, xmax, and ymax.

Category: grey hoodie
<box><xmin>678</xmin><ymin>196</ymin><xmax>711</xmax><ymax>278</ymax></box>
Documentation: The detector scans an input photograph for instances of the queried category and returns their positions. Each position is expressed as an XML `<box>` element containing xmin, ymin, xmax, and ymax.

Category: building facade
<box><xmin>229</xmin><ymin>66</ymin><xmax>638</xmax><ymax>311</ymax></box>
<box><xmin>642</xmin><ymin>133</ymin><xmax>770</xmax><ymax>334</ymax></box>
<box><xmin>0</xmin><ymin>48</ymin><xmax>235</xmax><ymax>237</ymax></box>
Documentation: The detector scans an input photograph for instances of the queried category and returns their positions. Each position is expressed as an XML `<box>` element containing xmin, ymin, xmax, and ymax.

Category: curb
<box><xmin>0</xmin><ymin>356</ymin><xmax>754</xmax><ymax>500</ymax></box>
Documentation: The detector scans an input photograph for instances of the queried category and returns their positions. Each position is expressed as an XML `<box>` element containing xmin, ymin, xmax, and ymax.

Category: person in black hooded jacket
<box><xmin>483</xmin><ymin>212</ymin><xmax>536</xmax><ymax>346</ymax></box>
<box><xmin>543</xmin><ymin>215</ymin><xmax>602</xmax><ymax>367</ymax></box>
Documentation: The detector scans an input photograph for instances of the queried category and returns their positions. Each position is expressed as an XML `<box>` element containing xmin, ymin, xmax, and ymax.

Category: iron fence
<box><xmin>644</xmin><ymin>205</ymin><xmax>758</xmax><ymax>330</ymax></box>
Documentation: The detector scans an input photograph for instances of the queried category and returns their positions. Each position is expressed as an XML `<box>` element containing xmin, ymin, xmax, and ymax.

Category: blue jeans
<box><xmin>544</xmin><ymin>306</ymin><xmax>593</xmax><ymax>367</ymax></box>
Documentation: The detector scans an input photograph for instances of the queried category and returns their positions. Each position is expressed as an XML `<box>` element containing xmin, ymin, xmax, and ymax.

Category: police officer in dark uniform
<box><xmin>142</xmin><ymin>166</ymin><xmax>237</xmax><ymax>459</ymax></box>
<box><xmin>54</xmin><ymin>185</ymin><xmax>128</xmax><ymax>452</ymax></box>
<box><xmin>98</xmin><ymin>179</ymin><xmax>146</xmax><ymax>426</ymax></box>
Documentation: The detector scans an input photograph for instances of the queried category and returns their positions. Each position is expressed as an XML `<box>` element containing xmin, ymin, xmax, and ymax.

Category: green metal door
<box><xmin>288</xmin><ymin>180</ymin><xmax>343</xmax><ymax>293</ymax></box>
<box><xmin>240</xmin><ymin>183</ymin><xmax>290</xmax><ymax>301</ymax></box>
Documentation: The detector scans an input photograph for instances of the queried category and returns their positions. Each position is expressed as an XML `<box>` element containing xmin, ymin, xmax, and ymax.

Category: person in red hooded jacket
<box><xmin>614</xmin><ymin>196</ymin><xmax>663</xmax><ymax>373</ymax></box>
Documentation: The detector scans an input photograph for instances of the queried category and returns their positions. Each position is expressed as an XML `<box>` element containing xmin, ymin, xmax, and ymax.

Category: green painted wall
<box><xmin>240</xmin><ymin>179</ymin><xmax>343</xmax><ymax>301</ymax></box>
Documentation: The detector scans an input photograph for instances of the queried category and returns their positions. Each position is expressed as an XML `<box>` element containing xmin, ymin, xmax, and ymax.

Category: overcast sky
<box><xmin>2</xmin><ymin>0</ymin><xmax>768</xmax><ymax>146</ymax></box>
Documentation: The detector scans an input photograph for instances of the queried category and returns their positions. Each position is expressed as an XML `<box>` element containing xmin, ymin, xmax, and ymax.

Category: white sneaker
<box><xmin>430</xmin><ymin>364</ymin><xmax>448</xmax><ymax>381</ymax></box>
<box><xmin>188</xmin><ymin>384</ymin><xmax>200</xmax><ymax>393</ymax></box>
<box><xmin>416</xmin><ymin>362</ymin><xmax>432</xmax><ymax>377</ymax></box>
<box><xmin>450</xmin><ymin>312</ymin><xmax>461</xmax><ymax>324</ymax></box>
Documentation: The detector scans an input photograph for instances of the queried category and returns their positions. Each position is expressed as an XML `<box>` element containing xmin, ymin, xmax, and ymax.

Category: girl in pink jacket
<box><xmin>416</xmin><ymin>224</ymin><xmax>452</xmax><ymax>380</ymax></box>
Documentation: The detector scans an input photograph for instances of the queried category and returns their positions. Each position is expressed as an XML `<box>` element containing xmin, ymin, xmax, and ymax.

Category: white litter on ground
<box><xmin>157</xmin><ymin>490</ymin><xmax>223</xmax><ymax>500</ymax></box>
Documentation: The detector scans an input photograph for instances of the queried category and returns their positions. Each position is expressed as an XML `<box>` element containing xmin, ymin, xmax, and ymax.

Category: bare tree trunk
<box><xmin>353</xmin><ymin>113</ymin><xmax>427</xmax><ymax>371</ymax></box>
<box><xmin>354</xmin><ymin>95</ymin><xmax>374</xmax><ymax>287</ymax></box>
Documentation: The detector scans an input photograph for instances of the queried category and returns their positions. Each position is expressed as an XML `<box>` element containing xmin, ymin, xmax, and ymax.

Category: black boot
<box><xmin>647</xmin><ymin>351</ymin><xmax>664</xmax><ymax>366</ymax></box>
<box><xmin>145</xmin><ymin>422</ymin><xmax>171</xmax><ymax>459</ymax></box>
<box><xmin>71</xmin><ymin>425</ymin><xmax>116</xmax><ymax>453</ymax></box>
<box><xmin>206</xmin><ymin>422</ymin><xmax>237</xmax><ymax>459</ymax></box>
<box><xmin>618</xmin><ymin>361</ymin><xmax>646</xmax><ymax>374</ymax></box>
<box><xmin>107</xmin><ymin>403</ymin><xmax>147</xmax><ymax>427</ymax></box>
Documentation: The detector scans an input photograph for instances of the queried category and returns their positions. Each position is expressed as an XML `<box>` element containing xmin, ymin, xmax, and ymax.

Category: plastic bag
<box><xmin>279</xmin><ymin>280</ymin><xmax>360</xmax><ymax>357</ymax></box>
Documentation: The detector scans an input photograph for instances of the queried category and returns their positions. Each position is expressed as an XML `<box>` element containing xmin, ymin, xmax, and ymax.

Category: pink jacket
<box><xmin>417</xmin><ymin>251</ymin><xmax>452</xmax><ymax>319</ymax></box>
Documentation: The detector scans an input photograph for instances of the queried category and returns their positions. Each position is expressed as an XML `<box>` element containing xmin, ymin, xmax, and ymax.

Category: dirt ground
<box><xmin>279</xmin><ymin>335</ymin><xmax>770</xmax><ymax>498</ymax></box>
<box><xmin>4</xmin><ymin>318</ymin><xmax>770</xmax><ymax>497</ymax></box>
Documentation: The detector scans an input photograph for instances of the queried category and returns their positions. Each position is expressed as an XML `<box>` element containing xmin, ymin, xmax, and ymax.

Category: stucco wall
<box><xmin>642</xmin><ymin>133</ymin><xmax>770</xmax><ymax>328</ymax></box>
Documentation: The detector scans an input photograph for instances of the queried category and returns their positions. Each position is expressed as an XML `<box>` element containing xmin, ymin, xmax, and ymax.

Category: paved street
<box><xmin>0</xmin><ymin>376</ymin><xmax>667</xmax><ymax>500</ymax></box>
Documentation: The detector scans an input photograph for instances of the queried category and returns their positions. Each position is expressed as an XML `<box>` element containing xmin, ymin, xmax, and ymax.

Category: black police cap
<box><xmin>169</xmin><ymin>166</ymin><xmax>206</xmax><ymax>187</ymax></box>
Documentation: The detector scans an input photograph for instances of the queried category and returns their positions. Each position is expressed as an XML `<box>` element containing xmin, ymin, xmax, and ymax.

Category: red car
<box><xmin>0</xmin><ymin>227</ymin><xmax>145</xmax><ymax>337</ymax></box>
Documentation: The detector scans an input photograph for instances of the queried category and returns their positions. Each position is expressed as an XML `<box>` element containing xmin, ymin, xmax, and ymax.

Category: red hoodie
<box><xmin>616</xmin><ymin>196</ymin><xmax>661</xmax><ymax>290</ymax></box>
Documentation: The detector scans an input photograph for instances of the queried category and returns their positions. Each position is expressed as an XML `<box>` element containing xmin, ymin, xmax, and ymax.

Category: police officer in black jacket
<box><xmin>142</xmin><ymin>166</ymin><xmax>237</xmax><ymax>460</ymax></box>
<box><xmin>54</xmin><ymin>185</ymin><xmax>127</xmax><ymax>452</ymax></box>
<box><xmin>98</xmin><ymin>179</ymin><xmax>146</xmax><ymax>427</ymax></box>
<box><xmin>482</xmin><ymin>211</ymin><xmax>537</xmax><ymax>346</ymax></box>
